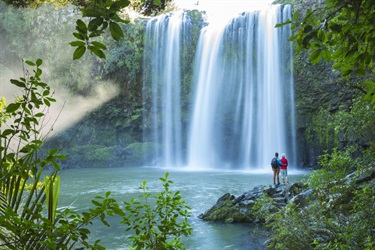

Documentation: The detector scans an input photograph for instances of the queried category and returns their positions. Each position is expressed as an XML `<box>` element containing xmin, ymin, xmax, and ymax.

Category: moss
<box><xmin>125</xmin><ymin>142</ymin><xmax>158</xmax><ymax>163</ymax></box>
<box><xmin>69</xmin><ymin>144</ymin><xmax>117</xmax><ymax>162</ymax></box>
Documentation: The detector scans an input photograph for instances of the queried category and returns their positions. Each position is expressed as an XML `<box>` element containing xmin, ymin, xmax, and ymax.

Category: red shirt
<box><xmin>280</xmin><ymin>158</ymin><xmax>288</xmax><ymax>170</ymax></box>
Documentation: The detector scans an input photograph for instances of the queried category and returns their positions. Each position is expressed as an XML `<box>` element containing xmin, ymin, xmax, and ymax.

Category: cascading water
<box><xmin>143</xmin><ymin>5</ymin><xmax>297</xmax><ymax>170</ymax></box>
<box><xmin>143</xmin><ymin>12</ymin><xmax>193</xmax><ymax>167</ymax></box>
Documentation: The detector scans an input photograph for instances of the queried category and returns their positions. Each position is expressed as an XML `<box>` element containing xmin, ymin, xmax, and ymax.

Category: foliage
<box><xmin>129</xmin><ymin>0</ymin><xmax>172</xmax><ymax>16</ymax></box>
<box><xmin>104</xmin><ymin>19</ymin><xmax>146</xmax><ymax>82</ymax></box>
<box><xmin>68</xmin><ymin>0</ymin><xmax>168</xmax><ymax>60</ymax></box>
<box><xmin>121</xmin><ymin>172</ymin><xmax>192</xmax><ymax>250</ymax></box>
<box><xmin>258</xmin><ymin>93</ymin><xmax>375</xmax><ymax>249</ymax></box>
<box><xmin>251</xmin><ymin>193</ymin><xmax>276</xmax><ymax>223</ymax></box>
<box><xmin>265</xmin><ymin>163</ymin><xmax>375</xmax><ymax>250</ymax></box>
<box><xmin>334</xmin><ymin>98</ymin><xmax>375</xmax><ymax>150</ymax></box>
<box><xmin>2</xmin><ymin>0</ymin><xmax>70</xmax><ymax>8</ymax></box>
<box><xmin>1</xmin><ymin>60</ymin><xmax>192</xmax><ymax>249</ymax></box>
<box><xmin>0</xmin><ymin>59</ymin><xmax>118</xmax><ymax>249</ymax></box>
<box><xmin>69</xmin><ymin>144</ymin><xmax>117</xmax><ymax>162</ymax></box>
<box><xmin>70</xmin><ymin>0</ymin><xmax>131</xmax><ymax>60</ymax></box>
<box><xmin>305</xmin><ymin>147</ymin><xmax>358</xmax><ymax>190</ymax></box>
<box><xmin>0</xmin><ymin>3</ymin><xmax>107</xmax><ymax>95</ymax></box>
<box><xmin>125</xmin><ymin>141</ymin><xmax>158</xmax><ymax>163</ymax></box>
<box><xmin>305</xmin><ymin>108</ymin><xmax>337</xmax><ymax>152</ymax></box>
<box><xmin>278</xmin><ymin>0</ymin><xmax>375</xmax><ymax>102</ymax></box>
<box><xmin>2</xmin><ymin>0</ymin><xmax>167</xmax><ymax>60</ymax></box>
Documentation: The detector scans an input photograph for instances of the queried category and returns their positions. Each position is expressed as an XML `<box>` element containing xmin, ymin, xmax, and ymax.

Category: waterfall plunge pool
<box><xmin>59</xmin><ymin>166</ymin><xmax>307</xmax><ymax>249</ymax></box>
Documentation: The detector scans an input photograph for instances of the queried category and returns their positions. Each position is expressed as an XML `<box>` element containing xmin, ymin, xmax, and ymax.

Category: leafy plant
<box><xmin>121</xmin><ymin>172</ymin><xmax>192</xmax><ymax>250</ymax></box>
<box><xmin>277</xmin><ymin>0</ymin><xmax>375</xmax><ymax>103</ymax></box>
<box><xmin>70</xmin><ymin>0</ymin><xmax>131</xmax><ymax>60</ymax></box>
<box><xmin>0</xmin><ymin>59</ymin><xmax>122</xmax><ymax>249</ymax></box>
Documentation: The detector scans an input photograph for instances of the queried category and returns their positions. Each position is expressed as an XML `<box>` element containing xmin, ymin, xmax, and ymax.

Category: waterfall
<box><xmin>143</xmin><ymin>5</ymin><xmax>296</xmax><ymax>170</ymax></box>
<box><xmin>143</xmin><ymin>12</ymin><xmax>193</xmax><ymax>167</ymax></box>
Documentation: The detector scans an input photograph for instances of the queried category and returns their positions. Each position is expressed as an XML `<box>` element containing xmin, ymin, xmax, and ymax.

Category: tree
<box><xmin>278</xmin><ymin>0</ymin><xmax>375</xmax><ymax>102</ymax></box>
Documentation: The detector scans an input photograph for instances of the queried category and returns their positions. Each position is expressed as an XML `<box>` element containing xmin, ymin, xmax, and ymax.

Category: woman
<box><xmin>280</xmin><ymin>153</ymin><xmax>289</xmax><ymax>185</ymax></box>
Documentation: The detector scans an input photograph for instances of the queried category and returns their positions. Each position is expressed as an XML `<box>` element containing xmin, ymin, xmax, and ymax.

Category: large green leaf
<box><xmin>6</xmin><ymin>103</ymin><xmax>20</xmax><ymax>113</ymax></box>
<box><xmin>109</xmin><ymin>21</ymin><xmax>123</xmax><ymax>41</ymax></box>
<box><xmin>73</xmin><ymin>46</ymin><xmax>86</xmax><ymax>60</ymax></box>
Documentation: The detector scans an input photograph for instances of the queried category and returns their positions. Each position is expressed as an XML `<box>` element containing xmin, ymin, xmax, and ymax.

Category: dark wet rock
<box><xmin>200</xmin><ymin>164</ymin><xmax>375</xmax><ymax>224</ymax></box>
<box><xmin>198</xmin><ymin>183</ymin><xmax>307</xmax><ymax>223</ymax></box>
<box><xmin>289</xmin><ymin>189</ymin><xmax>315</xmax><ymax>208</ymax></box>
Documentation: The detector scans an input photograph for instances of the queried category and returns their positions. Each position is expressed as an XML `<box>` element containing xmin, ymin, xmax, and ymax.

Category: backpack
<box><xmin>271</xmin><ymin>157</ymin><xmax>278</xmax><ymax>169</ymax></box>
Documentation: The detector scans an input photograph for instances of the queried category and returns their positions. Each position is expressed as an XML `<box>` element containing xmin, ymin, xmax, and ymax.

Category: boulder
<box><xmin>199</xmin><ymin>183</ymin><xmax>306</xmax><ymax>223</ymax></box>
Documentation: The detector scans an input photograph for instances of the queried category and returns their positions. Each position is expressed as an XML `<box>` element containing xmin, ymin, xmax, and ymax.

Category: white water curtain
<box><xmin>143</xmin><ymin>5</ymin><xmax>296</xmax><ymax>170</ymax></box>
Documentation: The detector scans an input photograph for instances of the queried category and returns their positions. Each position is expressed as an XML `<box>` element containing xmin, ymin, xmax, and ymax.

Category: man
<box><xmin>271</xmin><ymin>152</ymin><xmax>281</xmax><ymax>185</ymax></box>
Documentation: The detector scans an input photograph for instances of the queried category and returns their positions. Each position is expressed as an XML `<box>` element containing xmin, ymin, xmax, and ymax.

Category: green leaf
<box><xmin>109</xmin><ymin>13</ymin><xmax>123</xmax><ymax>23</ymax></box>
<box><xmin>88</xmin><ymin>17</ymin><xmax>104</xmax><ymax>31</ymax></box>
<box><xmin>91</xmin><ymin>41</ymin><xmax>107</xmax><ymax>50</ymax></box>
<box><xmin>109</xmin><ymin>21</ymin><xmax>124</xmax><ymax>41</ymax></box>
<box><xmin>47</xmin><ymin>97</ymin><xmax>56</xmax><ymax>103</ymax></box>
<box><xmin>50</xmin><ymin>148</ymin><xmax>58</xmax><ymax>155</ymax></box>
<box><xmin>81</xmin><ymin>7</ymin><xmax>103</xmax><ymax>18</ymax></box>
<box><xmin>317</xmin><ymin>30</ymin><xmax>325</xmax><ymax>42</ymax></box>
<box><xmin>330</xmin><ymin>23</ymin><xmax>341</xmax><ymax>32</ymax></box>
<box><xmin>275</xmin><ymin>19</ymin><xmax>291</xmax><ymax>28</ymax></box>
<box><xmin>52</xmin><ymin>162</ymin><xmax>60</xmax><ymax>171</ymax></box>
<box><xmin>88</xmin><ymin>46</ymin><xmax>106</xmax><ymax>59</ymax></box>
<box><xmin>70</xmin><ymin>41</ymin><xmax>86</xmax><ymax>47</ymax></box>
<box><xmin>73</xmin><ymin>46</ymin><xmax>87</xmax><ymax>60</ymax></box>
<box><xmin>304</xmin><ymin>24</ymin><xmax>313</xmax><ymax>34</ymax></box>
<box><xmin>73</xmin><ymin>32</ymin><xmax>85</xmax><ymax>41</ymax></box>
<box><xmin>44</xmin><ymin>98</ymin><xmax>51</xmax><ymax>107</ymax></box>
<box><xmin>154</xmin><ymin>0</ymin><xmax>161</xmax><ymax>6</ymax></box>
<box><xmin>6</xmin><ymin>103</ymin><xmax>20</xmax><ymax>112</ymax></box>
<box><xmin>10</xmin><ymin>79</ymin><xmax>25</xmax><ymax>88</ymax></box>
<box><xmin>101</xmin><ymin>22</ymin><xmax>109</xmax><ymax>31</ymax></box>
<box><xmin>43</xmin><ymin>89</ymin><xmax>50</xmax><ymax>96</ymax></box>
<box><xmin>92</xmin><ymin>200</ymin><xmax>101</xmax><ymax>206</ymax></box>
<box><xmin>363</xmin><ymin>81</ymin><xmax>375</xmax><ymax>87</ymax></box>
<box><xmin>56</xmin><ymin>154</ymin><xmax>67</xmax><ymax>160</ymax></box>
<box><xmin>25</xmin><ymin>60</ymin><xmax>35</xmax><ymax>66</ymax></box>
<box><xmin>110</xmin><ymin>0</ymin><xmax>130</xmax><ymax>11</ymax></box>
<box><xmin>321</xmin><ymin>49</ymin><xmax>331</xmax><ymax>62</ymax></box>
<box><xmin>76</xmin><ymin>19</ymin><xmax>87</xmax><ymax>33</ymax></box>
<box><xmin>35</xmin><ymin>59</ymin><xmax>42</xmax><ymax>66</ymax></box>
<box><xmin>1</xmin><ymin>129</ymin><xmax>14</xmax><ymax>136</ymax></box>
<box><xmin>292</xmin><ymin>10</ymin><xmax>299</xmax><ymax>22</ymax></box>
<box><xmin>310</xmin><ymin>48</ymin><xmax>322</xmax><ymax>64</ymax></box>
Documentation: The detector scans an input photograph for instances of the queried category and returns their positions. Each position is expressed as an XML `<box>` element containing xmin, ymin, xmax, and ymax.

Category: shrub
<box><xmin>121</xmin><ymin>172</ymin><xmax>192</xmax><ymax>250</ymax></box>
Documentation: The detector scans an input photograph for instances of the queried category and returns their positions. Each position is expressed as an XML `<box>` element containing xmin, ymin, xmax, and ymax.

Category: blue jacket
<box><xmin>277</xmin><ymin>158</ymin><xmax>282</xmax><ymax>167</ymax></box>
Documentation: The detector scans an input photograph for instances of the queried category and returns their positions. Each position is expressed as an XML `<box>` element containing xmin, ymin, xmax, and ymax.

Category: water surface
<box><xmin>59</xmin><ymin>166</ymin><xmax>306</xmax><ymax>249</ymax></box>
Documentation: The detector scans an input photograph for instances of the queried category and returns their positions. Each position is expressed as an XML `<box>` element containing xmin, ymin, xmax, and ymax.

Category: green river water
<box><xmin>58</xmin><ymin>166</ymin><xmax>307</xmax><ymax>250</ymax></box>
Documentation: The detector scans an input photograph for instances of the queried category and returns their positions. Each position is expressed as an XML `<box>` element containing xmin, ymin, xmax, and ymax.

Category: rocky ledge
<box><xmin>198</xmin><ymin>182</ymin><xmax>311</xmax><ymax>223</ymax></box>
<box><xmin>198</xmin><ymin>166</ymin><xmax>375</xmax><ymax>224</ymax></box>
